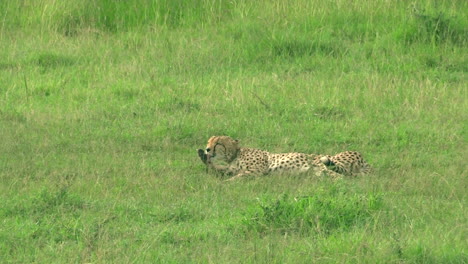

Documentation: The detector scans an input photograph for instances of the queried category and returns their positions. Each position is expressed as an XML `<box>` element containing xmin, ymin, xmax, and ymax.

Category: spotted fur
<box><xmin>197</xmin><ymin>136</ymin><xmax>371</xmax><ymax>180</ymax></box>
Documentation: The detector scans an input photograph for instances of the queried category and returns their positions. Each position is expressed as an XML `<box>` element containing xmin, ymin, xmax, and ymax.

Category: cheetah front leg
<box><xmin>225</xmin><ymin>170</ymin><xmax>256</xmax><ymax>181</ymax></box>
<box><xmin>225</xmin><ymin>168</ymin><xmax>267</xmax><ymax>181</ymax></box>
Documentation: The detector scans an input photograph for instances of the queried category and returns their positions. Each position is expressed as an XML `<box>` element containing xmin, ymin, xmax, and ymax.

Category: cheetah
<box><xmin>197</xmin><ymin>136</ymin><xmax>371</xmax><ymax>181</ymax></box>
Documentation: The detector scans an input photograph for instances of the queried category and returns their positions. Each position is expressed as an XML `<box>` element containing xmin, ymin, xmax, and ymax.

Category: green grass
<box><xmin>1</xmin><ymin>0</ymin><xmax>467</xmax><ymax>263</ymax></box>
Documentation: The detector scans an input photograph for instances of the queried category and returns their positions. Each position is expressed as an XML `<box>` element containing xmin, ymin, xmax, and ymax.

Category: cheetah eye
<box><xmin>206</xmin><ymin>148</ymin><xmax>211</xmax><ymax>152</ymax></box>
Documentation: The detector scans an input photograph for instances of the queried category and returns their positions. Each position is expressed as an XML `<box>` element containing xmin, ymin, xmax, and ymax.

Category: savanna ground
<box><xmin>0</xmin><ymin>0</ymin><xmax>466</xmax><ymax>263</ymax></box>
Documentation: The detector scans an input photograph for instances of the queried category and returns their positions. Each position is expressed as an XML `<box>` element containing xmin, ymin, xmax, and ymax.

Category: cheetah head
<box><xmin>197</xmin><ymin>136</ymin><xmax>240</xmax><ymax>165</ymax></box>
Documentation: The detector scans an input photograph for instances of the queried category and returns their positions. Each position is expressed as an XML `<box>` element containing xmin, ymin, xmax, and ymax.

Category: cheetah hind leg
<box><xmin>324</xmin><ymin>169</ymin><xmax>343</xmax><ymax>180</ymax></box>
<box><xmin>319</xmin><ymin>156</ymin><xmax>344</xmax><ymax>177</ymax></box>
<box><xmin>320</xmin><ymin>156</ymin><xmax>334</xmax><ymax>167</ymax></box>
<box><xmin>310</xmin><ymin>156</ymin><xmax>342</xmax><ymax>179</ymax></box>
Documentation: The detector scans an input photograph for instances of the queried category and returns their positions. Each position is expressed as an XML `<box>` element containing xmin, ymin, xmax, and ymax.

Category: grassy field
<box><xmin>0</xmin><ymin>0</ymin><xmax>467</xmax><ymax>263</ymax></box>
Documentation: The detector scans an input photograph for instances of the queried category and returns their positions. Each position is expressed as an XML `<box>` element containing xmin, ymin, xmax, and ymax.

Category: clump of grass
<box><xmin>1</xmin><ymin>0</ymin><xmax>234</xmax><ymax>35</ymax></box>
<box><xmin>32</xmin><ymin>52</ymin><xmax>75</xmax><ymax>69</ymax></box>
<box><xmin>396</xmin><ymin>6</ymin><xmax>467</xmax><ymax>45</ymax></box>
<box><xmin>1</xmin><ymin>187</ymin><xmax>87</xmax><ymax>218</ymax></box>
<box><xmin>243</xmin><ymin>184</ymin><xmax>383</xmax><ymax>235</ymax></box>
<box><xmin>414</xmin><ymin>10</ymin><xmax>466</xmax><ymax>44</ymax></box>
<box><xmin>50</xmin><ymin>0</ymin><xmax>234</xmax><ymax>34</ymax></box>
<box><xmin>273</xmin><ymin>39</ymin><xmax>344</xmax><ymax>58</ymax></box>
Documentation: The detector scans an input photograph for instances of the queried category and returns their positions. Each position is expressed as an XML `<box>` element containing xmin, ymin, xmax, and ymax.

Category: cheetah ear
<box><xmin>207</xmin><ymin>136</ymin><xmax>217</xmax><ymax>144</ymax></box>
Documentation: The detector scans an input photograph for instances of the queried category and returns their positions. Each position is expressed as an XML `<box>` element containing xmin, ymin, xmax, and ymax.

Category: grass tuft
<box><xmin>244</xmin><ymin>183</ymin><xmax>383</xmax><ymax>235</ymax></box>
<box><xmin>33</xmin><ymin>52</ymin><xmax>75</xmax><ymax>69</ymax></box>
